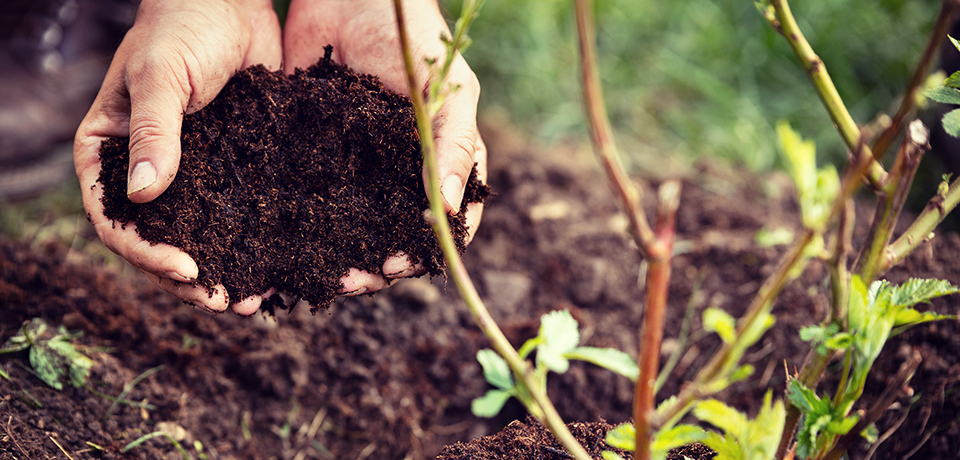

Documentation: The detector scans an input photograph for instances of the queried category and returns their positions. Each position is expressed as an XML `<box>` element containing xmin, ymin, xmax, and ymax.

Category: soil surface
<box><xmin>3</xmin><ymin>120</ymin><xmax>960</xmax><ymax>459</ymax></box>
<box><xmin>97</xmin><ymin>47</ymin><xmax>488</xmax><ymax>310</ymax></box>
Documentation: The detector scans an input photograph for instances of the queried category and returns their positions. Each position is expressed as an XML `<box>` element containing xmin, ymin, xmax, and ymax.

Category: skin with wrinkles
<box><xmin>74</xmin><ymin>0</ymin><xmax>486</xmax><ymax>314</ymax></box>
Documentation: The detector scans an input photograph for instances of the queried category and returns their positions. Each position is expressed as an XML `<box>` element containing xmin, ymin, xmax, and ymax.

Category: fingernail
<box><xmin>128</xmin><ymin>161</ymin><xmax>157</xmax><ymax>195</ymax></box>
<box><xmin>441</xmin><ymin>175</ymin><xmax>464</xmax><ymax>212</ymax></box>
<box><xmin>165</xmin><ymin>271</ymin><xmax>194</xmax><ymax>283</ymax></box>
<box><xmin>385</xmin><ymin>268</ymin><xmax>416</xmax><ymax>279</ymax></box>
<box><xmin>340</xmin><ymin>287</ymin><xmax>368</xmax><ymax>297</ymax></box>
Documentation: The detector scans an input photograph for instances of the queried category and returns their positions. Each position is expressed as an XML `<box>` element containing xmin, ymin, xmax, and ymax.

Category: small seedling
<box><xmin>122</xmin><ymin>431</ymin><xmax>190</xmax><ymax>459</ymax></box>
<box><xmin>471</xmin><ymin>310</ymin><xmax>637</xmax><ymax>418</ymax></box>
<box><xmin>0</xmin><ymin>318</ymin><xmax>92</xmax><ymax>390</ymax></box>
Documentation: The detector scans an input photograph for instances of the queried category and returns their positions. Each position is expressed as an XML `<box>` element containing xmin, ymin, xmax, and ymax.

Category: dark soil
<box><xmin>2</xmin><ymin>121</ymin><xmax>960</xmax><ymax>459</ymax></box>
<box><xmin>97</xmin><ymin>47</ymin><xmax>489</xmax><ymax>310</ymax></box>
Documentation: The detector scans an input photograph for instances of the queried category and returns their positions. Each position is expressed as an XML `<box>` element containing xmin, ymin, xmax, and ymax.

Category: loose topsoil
<box><xmin>3</xmin><ymin>120</ymin><xmax>960</xmax><ymax>459</ymax></box>
<box><xmin>97</xmin><ymin>47</ymin><xmax>489</xmax><ymax>310</ymax></box>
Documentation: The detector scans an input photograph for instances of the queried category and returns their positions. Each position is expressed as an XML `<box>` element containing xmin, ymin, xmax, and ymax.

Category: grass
<box><xmin>450</xmin><ymin>0</ymin><xmax>939</xmax><ymax>171</ymax></box>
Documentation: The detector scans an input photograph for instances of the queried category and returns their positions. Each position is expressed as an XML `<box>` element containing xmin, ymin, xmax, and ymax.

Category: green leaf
<box><xmin>539</xmin><ymin>310</ymin><xmax>580</xmax><ymax>353</ymax></box>
<box><xmin>925</xmin><ymin>86</ymin><xmax>960</xmax><ymax>105</ymax></box>
<box><xmin>703</xmin><ymin>308</ymin><xmax>737</xmax><ymax>344</ymax></box>
<box><xmin>755</xmin><ymin>227</ymin><xmax>794</xmax><ymax>248</ymax></box>
<box><xmin>537</xmin><ymin>310</ymin><xmax>580</xmax><ymax>373</ymax></box>
<box><xmin>694</xmin><ymin>399</ymin><xmax>748</xmax><ymax>440</ymax></box>
<box><xmin>889</xmin><ymin>278</ymin><xmax>960</xmax><ymax>309</ymax></box>
<box><xmin>564</xmin><ymin>346</ymin><xmax>638</xmax><ymax>381</ymax></box>
<box><xmin>861</xmin><ymin>423</ymin><xmax>879</xmax><ymax>443</ymax></box>
<box><xmin>701</xmin><ymin>431</ymin><xmax>742</xmax><ymax>460</ymax></box>
<box><xmin>30</xmin><ymin>345</ymin><xmax>67</xmax><ymax>390</ymax></box>
<box><xmin>0</xmin><ymin>364</ymin><xmax>8</xmax><ymax>381</ymax></box>
<box><xmin>893</xmin><ymin>309</ymin><xmax>955</xmax><ymax>328</ymax></box>
<box><xmin>652</xmin><ymin>425</ymin><xmax>706</xmax><ymax>458</ymax></box>
<box><xmin>950</xmin><ymin>35</ymin><xmax>960</xmax><ymax>54</ymax></box>
<box><xmin>944</xmin><ymin>71</ymin><xmax>960</xmax><ymax>89</ymax></box>
<box><xmin>476</xmin><ymin>349</ymin><xmax>513</xmax><ymax>390</ymax></box>
<box><xmin>471</xmin><ymin>389</ymin><xmax>513</xmax><ymax>417</ymax></box>
<box><xmin>730</xmin><ymin>364</ymin><xmax>755</xmax><ymax>383</ymax></box>
<box><xmin>786</xmin><ymin>379</ymin><xmax>825</xmax><ymax>415</ymax></box>
<box><xmin>605</xmin><ymin>423</ymin><xmax>636</xmax><ymax>450</ymax></box>
<box><xmin>826</xmin><ymin>414</ymin><xmax>859</xmax><ymax>435</ymax></box>
<box><xmin>941</xmin><ymin>108</ymin><xmax>960</xmax><ymax>138</ymax></box>
<box><xmin>1</xmin><ymin>319</ymin><xmax>48</xmax><ymax>354</ymax></box>
<box><xmin>602</xmin><ymin>452</ymin><xmax>626</xmax><ymax>460</ymax></box>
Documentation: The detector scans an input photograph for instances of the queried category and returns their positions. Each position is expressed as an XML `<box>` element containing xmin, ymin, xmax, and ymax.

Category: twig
<box><xmin>655</xmin><ymin>270</ymin><xmax>704</xmax><ymax>393</ymax></box>
<box><xmin>392</xmin><ymin>2</ymin><xmax>592</xmax><ymax>460</ymax></box>
<box><xmin>881</xmin><ymin>174</ymin><xmax>960</xmax><ymax>273</ymax></box>
<box><xmin>573</xmin><ymin>0</ymin><xmax>659</xmax><ymax>261</ymax></box>
<box><xmin>633</xmin><ymin>181</ymin><xmax>681</xmax><ymax>460</ymax></box>
<box><xmin>870</xmin><ymin>0</ymin><xmax>960</xmax><ymax>161</ymax></box>
<box><xmin>823</xmin><ymin>349</ymin><xmax>922</xmax><ymax>460</ymax></box>
<box><xmin>766</xmin><ymin>0</ymin><xmax>888</xmax><ymax>190</ymax></box>
<box><xmin>5</xmin><ymin>415</ymin><xmax>26</xmax><ymax>457</ymax></box>
<box><xmin>50</xmin><ymin>436</ymin><xmax>76</xmax><ymax>460</ymax></box>
<box><xmin>855</xmin><ymin>120</ymin><xmax>930</xmax><ymax>283</ymax></box>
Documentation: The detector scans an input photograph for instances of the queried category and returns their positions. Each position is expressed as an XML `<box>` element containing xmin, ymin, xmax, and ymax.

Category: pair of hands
<box><xmin>73</xmin><ymin>0</ymin><xmax>486</xmax><ymax>314</ymax></box>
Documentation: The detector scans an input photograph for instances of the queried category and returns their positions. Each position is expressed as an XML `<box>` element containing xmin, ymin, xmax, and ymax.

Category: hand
<box><xmin>73</xmin><ymin>0</ymin><xmax>282</xmax><ymax>315</ymax></box>
<box><xmin>283</xmin><ymin>0</ymin><xmax>487</xmax><ymax>296</ymax></box>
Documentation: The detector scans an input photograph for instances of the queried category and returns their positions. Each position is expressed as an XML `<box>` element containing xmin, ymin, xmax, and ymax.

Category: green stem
<box><xmin>767</xmin><ymin>0</ymin><xmax>887</xmax><ymax>189</ymax></box>
<box><xmin>870</xmin><ymin>0</ymin><xmax>959</xmax><ymax>161</ymax></box>
<box><xmin>880</xmin><ymin>174</ymin><xmax>960</xmax><ymax>274</ymax></box>
<box><xmin>855</xmin><ymin>121</ymin><xmax>929</xmax><ymax>283</ymax></box>
<box><xmin>393</xmin><ymin>2</ymin><xmax>591</xmax><ymax>459</ymax></box>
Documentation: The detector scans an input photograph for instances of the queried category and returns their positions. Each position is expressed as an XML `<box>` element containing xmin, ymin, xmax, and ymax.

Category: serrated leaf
<box><xmin>471</xmin><ymin>389</ymin><xmax>513</xmax><ymax>417</ymax></box>
<box><xmin>651</xmin><ymin>425</ymin><xmax>706</xmax><ymax>457</ymax></box>
<box><xmin>925</xmin><ymin>86</ymin><xmax>960</xmax><ymax>105</ymax></box>
<box><xmin>540</xmin><ymin>310</ymin><xmax>580</xmax><ymax>354</ymax></box>
<box><xmin>695</xmin><ymin>399</ymin><xmax>748</xmax><ymax>439</ymax></box>
<box><xmin>700</xmin><ymin>431</ymin><xmax>742</xmax><ymax>460</ymax></box>
<box><xmin>564</xmin><ymin>346</ymin><xmax>638</xmax><ymax>381</ymax></box>
<box><xmin>476</xmin><ymin>349</ymin><xmax>513</xmax><ymax>390</ymax></box>
<box><xmin>703</xmin><ymin>308</ymin><xmax>737</xmax><ymax>344</ymax></box>
<box><xmin>942</xmin><ymin>108</ymin><xmax>960</xmax><ymax>138</ymax></box>
<box><xmin>605</xmin><ymin>423</ymin><xmax>636</xmax><ymax>450</ymax></box>
<box><xmin>890</xmin><ymin>278</ymin><xmax>960</xmax><ymax>309</ymax></box>
<box><xmin>786</xmin><ymin>379</ymin><xmax>824</xmax><ymax>415</ymax></box>
<box><xmin>944</xmin><ymin>71</ymin><xmax>960</xmax><ymax>89</ymax></box>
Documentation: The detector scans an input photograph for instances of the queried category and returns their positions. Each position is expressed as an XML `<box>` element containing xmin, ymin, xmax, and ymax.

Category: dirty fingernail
<box><xmin>165</xmin><ymin>271</ymin><xmax>194</xmax><ymax>283</ymax></box>
<box><xmin>341</xmin><ymin>287</ymin><xmax>368</xmax><ymax>297</ymax></box>
<box><xmin>385</xmin><ymin>268</ymin><xmax>416</xmax><ymax>279</ymax></box>
<box><xmin>128</xmin><ymin>161</ymin><xmax>157</xmax><ymax>195</ymax></box>
<box><xmin>441</xmin><ymin>175</ymin><xmax>464</xmax><ymax>212</ymax></box>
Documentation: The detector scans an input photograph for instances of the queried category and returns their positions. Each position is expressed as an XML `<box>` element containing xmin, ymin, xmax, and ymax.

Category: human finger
<box><xmin>338</xmin><ymin>267</ymin><xmax>389</xmax><ymax>296</ymax></box>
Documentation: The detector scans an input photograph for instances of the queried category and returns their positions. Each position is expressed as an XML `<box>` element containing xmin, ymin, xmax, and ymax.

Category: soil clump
<box><xmin>97</xmin><ymin>46</ymin><xmax>489</xmax><ymax>310</ymax></box>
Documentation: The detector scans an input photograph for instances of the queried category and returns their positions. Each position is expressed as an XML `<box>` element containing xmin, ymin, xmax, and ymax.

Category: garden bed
<box><xmin>2</xmin><ymin>122</ymin><xmax>959</xmax><ymax>458</ymax></box>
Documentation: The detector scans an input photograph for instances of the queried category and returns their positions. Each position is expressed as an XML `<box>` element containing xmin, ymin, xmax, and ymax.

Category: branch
<box><xmin>870</xmin><ymin>0</ymin><xmax>959</xmax><ymax>161</ymax></box>
<box><xmin>766</xmin><ymin>0</ymin><xmax>888</xmax><ymax>189</ymax></box>
<box><xmin>573</xmin><ymin>0</ymin><xmax>660</xmax><ymax>261</ymax></box>
<box><xmin>393</xmin><ymin>2</ymin><xmax>592</xmax><ymax>459</ymax></box>
<box><xmin>855</xmin><ymin>120</ymin><xmax>930</xmax><ymax>283</ymax></box>
<box><xmin>881</xmin><ymin>173</ymin><xmax>960</xmax><ymax>273</ymax></box>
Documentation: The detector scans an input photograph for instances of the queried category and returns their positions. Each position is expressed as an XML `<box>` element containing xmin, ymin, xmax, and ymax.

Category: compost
<box><xmin>97</xmin><ymin>46</ymin><xmax>489</xmax><ymax>310</ymax></box>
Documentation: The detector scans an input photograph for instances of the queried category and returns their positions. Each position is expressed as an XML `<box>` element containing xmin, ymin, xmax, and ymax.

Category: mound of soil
<box><xmin>3</xmin><ymin>121</ymin><xmax>960</xmax><ymax>459</ymax></box>
<box><xmin>97</xmin><ymin>46</ymin><xmax>489</xmax><ymax>310</ymax></box>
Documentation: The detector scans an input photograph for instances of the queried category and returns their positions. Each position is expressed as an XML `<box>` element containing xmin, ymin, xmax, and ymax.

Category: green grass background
<box><xmin>447</xmin><ymin>0</ymin><xmax>939</xmax><ymax>171</ymax></box>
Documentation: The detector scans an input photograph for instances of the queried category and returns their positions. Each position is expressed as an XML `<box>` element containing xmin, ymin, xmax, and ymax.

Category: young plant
<box><xmin>0</xmin><ymin>318</ymin><xmax>92</xmax><ymax>390</ymax></box>
<box><xmin>926</xmin><ymin>36</ymin><xmax>960</xmax><ymax>138</ymax></box>
<box><xmin>472</xmin><ymin>310</ymin><xmax>638</xmax><ymax>418</ymax></box>
<box><xmin>787</xmin><ymin>276</ymin><xmax>958</xmax><ymax>459</ymax></box>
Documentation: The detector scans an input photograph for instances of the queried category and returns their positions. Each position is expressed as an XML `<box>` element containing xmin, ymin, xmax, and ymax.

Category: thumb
<box><xmin>124</xmin><ymin>62</ymin><xmax>190</xmax><ymax>203</ymax></box>
<box><xmin>433</xmin><ymin>60</ymin><xmax>481</xmax><ymax>214</ymax></box>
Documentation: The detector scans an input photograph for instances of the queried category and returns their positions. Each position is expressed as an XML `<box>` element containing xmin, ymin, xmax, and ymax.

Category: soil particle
<box><xmin>96</xmin><ymin>46</ymin><xmax>489</xmax><ymax>310</ymax></box>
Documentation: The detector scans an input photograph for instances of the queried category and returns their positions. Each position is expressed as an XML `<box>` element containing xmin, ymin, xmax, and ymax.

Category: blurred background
<box><xmin>0</xmin><ymin>0</ymin><xmax>951</xmax><ymax>232</ymax></box>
